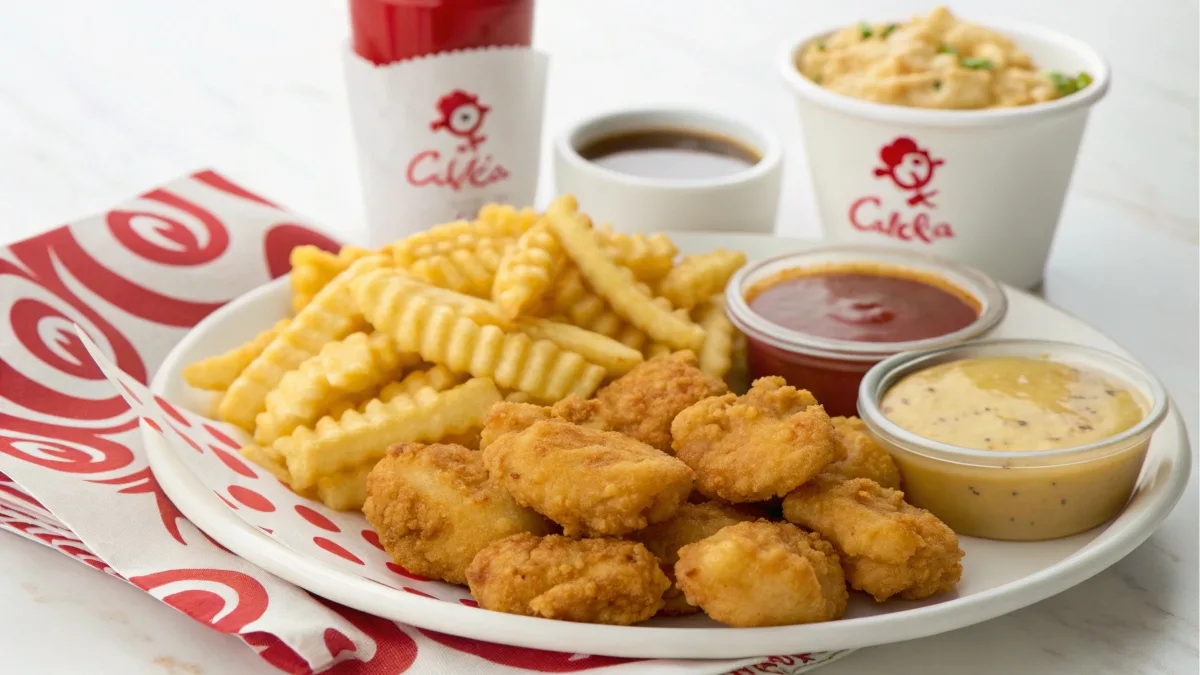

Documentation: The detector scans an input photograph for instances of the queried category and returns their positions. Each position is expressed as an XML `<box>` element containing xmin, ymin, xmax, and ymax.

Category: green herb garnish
<box><xmin>858</xmin><ymin>22</ymin><xmax>873</xmax><ymax>39</ymax></box>
<box><xmin>961</xmin><ymin>57</ymin><xmax>994</xmax><ymax>70</ymax></box>
<box><xmin>1048</xmin><ymin>70</ymin><xmax>1094</xmax><ymax>96</ymax></box>
<box><xmin>881</xmin><ymin>24</ymin><xmax>899</xmax><ymax>39</ymax></box>
<box><xmin>937</xmin><ymin>43</ymin><xmax>957</xmax><ymax>55</ymax></box>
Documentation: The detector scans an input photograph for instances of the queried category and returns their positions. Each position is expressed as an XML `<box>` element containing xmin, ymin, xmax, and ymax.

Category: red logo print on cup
<box><xmin>847</xmin><ymin>136</ymin><xmax>955</xmax><ymax>244</ymax></box>
<box><xmin>406</xmin><ymin>89</ymin><xmax>511</xmax><ymax>192</ymax></box>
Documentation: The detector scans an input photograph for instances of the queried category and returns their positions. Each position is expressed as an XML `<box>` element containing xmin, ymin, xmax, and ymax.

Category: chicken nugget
<box><xmin>593</xmin><ymin>351</ymin><xmax>727</xmax><ymax>451</ymax></box>
<box><xmin>675</xmin><ymin>521</ymin><xmax>847</xmax><ymax>626</ymax></box>
<box><xmin>671</xmin><ymin>376</ymin><xmax>840</xmax><ymax>502</ymax></box>
<box><xmin>824</xmin><ymin>416</ymin><xmax>903</xmax><ymax>490</ymax></box>
<box><xmin>467</xmin><ymin>533</ymin><xmax>670</xmax><ymax>625</ymax></box>
<box><xmin>782</xmin><ymin>475</ymin><xmax>963</xmax><ymax>601</ymax></box>
<box><xmin>478</xmin><ymin>398</ymin><xmax>608</xmax><ymax>450</ymax></box>
<box><xmin>628</xmin><ymin>501</ymin><xmax>762</xmax><ymax>615</ymax></box>
<box><xmin>482</xmin><ymin>420</ymin><xmax>693</xmax><ymax>536</ymax></box>
<box><xmin>363</xmin><ymin>443</ymin><xmax>553</xmax><ymax>585</ymax></box>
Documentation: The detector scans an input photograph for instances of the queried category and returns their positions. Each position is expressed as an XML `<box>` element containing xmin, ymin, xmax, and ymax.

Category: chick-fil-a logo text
<box><xmin>405</xmin><ymin>90</ymin><xmax>510</xmax><ymax>192</ymax></box>
<box><xmin>847</xmin><ymin>136</ymin><xmax>954</xmax><ymax>244</ymax></box>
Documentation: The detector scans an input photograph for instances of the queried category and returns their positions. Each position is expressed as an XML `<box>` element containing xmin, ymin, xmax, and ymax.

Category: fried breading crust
<box><xmin>674</xmin><ymin>521</ymin><xmax>848</xmax><ymax>626</ymax></box>
<box><xmin>467</xmin><ymin>533</ymin><xmax>670</xmax><ymax>625</ymax></box>
<box><xmin>825</xmin><ymin>416</ymin><xmax>903</xmax><ymax>490</ymax></box>
<box><xmin>363</xmin><ymin>443</ymin><xmax>553</xmax><ymax>585</ymax></box>
<box><xmin>481</xmin><ymin>420</ymin><xmax>694</xmax><ymax>536</ymax></box>
<box><xmin>670</xmin><ymin>377</ymin><xmax>841</xmax><ymax>502</ymax></box>
<box><xmin>478</xmin><ymin>398</ymin><xmax>609</xmax><ymax>450</ymax></box>
<box><xmin>782</xmin><ymin>476</ymin><xmax>963</xmax><ymax>601</ymax></box>
<box><xmin>594</xmin><ymin>351</ymin><xmax>728</xmax><ymax>451</ymax></box>
<box><xmin>628</xmin><ymin>501</ymin><xmax>762</xmax><ymax>615</ymax></box>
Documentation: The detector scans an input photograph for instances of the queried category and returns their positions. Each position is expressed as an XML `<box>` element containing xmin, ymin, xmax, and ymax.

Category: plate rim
<box><xmin>144</xmin><ymin>234</ymin><xmax>1193</xmax><ymax>659</ymax></box>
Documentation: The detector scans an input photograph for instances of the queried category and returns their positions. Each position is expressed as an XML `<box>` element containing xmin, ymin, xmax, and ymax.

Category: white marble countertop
<box><xmin>0</xmin><ymin>1</ymin><xmax>1195</xmax><ymax>673</ymax></box>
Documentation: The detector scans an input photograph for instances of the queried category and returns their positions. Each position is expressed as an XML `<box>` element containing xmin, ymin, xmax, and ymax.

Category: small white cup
<box><xmin>779</xmin><ymin>21</ymin><xmax>1110</xmax><ymax>290</ymax></box>
<box><xmin>553</xmin><ymin>108</ymin><xmax>784</xmax><ymax>233</ymax></box>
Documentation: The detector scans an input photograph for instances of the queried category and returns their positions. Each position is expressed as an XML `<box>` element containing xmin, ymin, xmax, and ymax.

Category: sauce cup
<box><xmin>857</xmin><ymin>339</ymin><xmax>1169</xmax><ymax>541</ymax></box>
<box><xmin>724</xmin><ymin>244</ymin><xmax>1006</xmax><ymax>416</ymax></box>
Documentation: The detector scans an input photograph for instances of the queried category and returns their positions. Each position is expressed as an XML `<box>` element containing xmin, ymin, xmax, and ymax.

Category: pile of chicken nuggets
<box><xmin>182</xmin><ymin>194</ymin><xmax>963</xmax><ymax>628</ymax></box>
<box><xmin>365</xmin><ymin>351</ymin><xmax>964</xmax><ymax>628</ymax></box>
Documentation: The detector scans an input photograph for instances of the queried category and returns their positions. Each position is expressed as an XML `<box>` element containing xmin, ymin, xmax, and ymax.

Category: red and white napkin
<box><xmin>0</xmin><ymin>170</ymin><xmax>849</xmax><ymax>675</ymax></box>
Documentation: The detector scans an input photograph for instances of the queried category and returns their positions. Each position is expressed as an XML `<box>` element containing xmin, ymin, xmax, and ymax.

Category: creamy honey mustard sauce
<box><xmin>881</xmin><ymin>356</ymin><xmax>1143</xmax><ymax>450</ymax></box>
<box><xmin>876</xmin><ymin>356</ymin><xmax>1149</xmax><ymax>541</ymax></box>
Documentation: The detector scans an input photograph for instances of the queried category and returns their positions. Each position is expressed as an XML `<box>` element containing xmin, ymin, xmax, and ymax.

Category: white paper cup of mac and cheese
<box><xmin>779</xmin><ymin>11</ymin><xmax>1109</xmax><ymax>289</ymax></box>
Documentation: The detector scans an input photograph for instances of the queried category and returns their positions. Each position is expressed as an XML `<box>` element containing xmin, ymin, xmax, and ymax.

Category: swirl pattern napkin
<box><xmin>0</xmin><ymin>170</ymin><xmax>849</xmax><ymax>674</ymax></box>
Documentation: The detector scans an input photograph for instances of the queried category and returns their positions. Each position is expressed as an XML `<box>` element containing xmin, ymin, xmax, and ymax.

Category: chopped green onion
<box><xmin>933</xmin><ymin>80</ymin><xmax>943</xmax><ymax>91</ymax></box>
<box><xmin>961</xmin><ymin>57</ymin><xmax>993</xmax><ymax>70</ymax></box>
<box><xmin>858</xmin><ymin>22</ymin><xmax>873</xmax><ymax>39</ymax></box>
<box><xmin>1048</xmin><ymin>70</ymin><xmax>1093</xmax><ymax>96</ymax></box>
<box><xmin>937</xmin><ymin>43</ymin><xmax>958</xmax><ymax>54</ymax></box>
<box><xmin>881</xmin><ymin>24</ymin><xmax>899</xmax><ymax>39</ymax></box>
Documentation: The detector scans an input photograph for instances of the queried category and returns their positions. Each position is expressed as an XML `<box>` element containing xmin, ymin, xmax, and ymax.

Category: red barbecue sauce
<box><xmin>743</xmin><ymin>265</ymin><xmax>980</xmax><ymax>416</ymax></box>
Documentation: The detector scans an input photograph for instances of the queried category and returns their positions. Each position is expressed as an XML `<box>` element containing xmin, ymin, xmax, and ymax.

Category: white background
<box><xmin>0</xmin><ymin>1</ymin><xmax>1195</xmax><ymax>674</ymax></box>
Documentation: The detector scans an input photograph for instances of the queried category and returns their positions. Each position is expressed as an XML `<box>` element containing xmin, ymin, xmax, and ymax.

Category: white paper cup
<box><xmin>553</xmin><ymin>108</ymin><xmax>783</xmax><ymax>233</ymax></box>
<box><xmin>779</xmin><ymin>22</ymin><xmax>1110</xmax><ymax>290</ymax></box>
<box><xmin>343</xmin><ymin>44</ymin><xmax>548</xmax><ymax>246</ymax></box>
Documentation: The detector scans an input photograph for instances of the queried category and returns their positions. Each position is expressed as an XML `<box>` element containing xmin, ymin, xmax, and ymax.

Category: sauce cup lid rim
<box><xmin>856</xmin><ymin>338</ymin><xmax>1170</xmax><ymax>462</ymax></box>
<box><xmin>724</xmin><ymin>244</ymin><xmax>1008</xmax><ymax>361</ymax></box>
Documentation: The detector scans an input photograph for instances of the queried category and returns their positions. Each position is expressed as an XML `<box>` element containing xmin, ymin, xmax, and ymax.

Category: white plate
<box><xmin>145</xmin><ymin>233</ymin><xmax>1191</xmax><ymax>660</ymax></box>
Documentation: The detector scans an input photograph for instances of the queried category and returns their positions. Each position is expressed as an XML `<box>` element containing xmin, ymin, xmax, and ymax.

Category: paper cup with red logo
<box><xmin>779</xmin><ymin>21</ymin><xmax>1109</xmax><ymax>290</ymax></box>
<box><xmin>344</xmin><ymin>0</ymin><xmax>546</xmax><ymax>246</ymax></box>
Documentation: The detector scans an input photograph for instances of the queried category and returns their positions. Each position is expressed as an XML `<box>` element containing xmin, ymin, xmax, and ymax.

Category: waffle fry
<box><xmin>492</xmin><ymin>220</ymin><xmax>564</xmax><ymax>319</ymax></box>
<box><xmin>596</xmin><ymin>226</ymin><xmax>677</xmax><ymax>283</ymax></box>
<box><xmin>290</xmin><ymin>245</ymin><xmax>374</xmax><ymax>313</ymax></box>
<box><xmin>404</xmin><ymin>240</ymin><xmax>510</xmax><ymax>297</ymax></box>
<box><xmin>218</xmin><ymin>256</ymin><xmax>387</xmax><ymax>431</ymax></box>
<box><xmin>391</xmin><ymin>205</ymin><xmax>537</xmax><ymax>266</ymax></box>
<box><xmin>658</xmin><ymin>250</ymin><xmax>747</xmax><ymax>310</ymax></box>
<box><xmin>253</xmin><ymin>331</ymin><xmax>419</xmax><ymax>445</ymax></box>
<box><xmin>516</xmin><ymin>318</ymin><xmax>643</xmax><ymax>376</ymax></box>
<box><xmin>355</xmin><ymin>271</ymin><xmax>607</xmax><ymax>402</ymax></box>
<box><xmin>182</xmin><ymin>319</ymin><xmax>290</xmax><ymax>391</ymax></box>
<box><xmin>693</xmin><ymin>296</ymin><xmax>734</xmax><ymax>379</ymax></box>
<box><xmin>280</xmin><ymin>377</ymin><xmax>502</xmax><ymax>489</ymax></box>
<box><xmin>547</xmin><ymin>198</ymin><xmax>705</xmax><ymax>352</ymax></box>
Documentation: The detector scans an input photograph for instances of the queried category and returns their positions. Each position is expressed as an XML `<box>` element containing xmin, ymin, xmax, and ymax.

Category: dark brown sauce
<box><xmin>577</xmin><ymin>128</ymin><xmax>761</xmax><ymax>180</ymax></box>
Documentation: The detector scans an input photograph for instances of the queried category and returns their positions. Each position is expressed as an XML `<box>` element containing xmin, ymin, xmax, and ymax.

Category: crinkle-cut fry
<box><xmin>218</xmin><ymin>256</ymin><xmax>387</xmax><ymax>431</ymax></box>
<box><xmin>355</xmin><ymin>271</ymin><xmax>607</xmax><ymax>402</ymax></box>
<box><xmin>547</xmin><ymin>199</ymin><xmax>705</xmax><ymax>352</ymax></box>
<box><xmin>658</xmin><ymin>249</ymin><xmax>747</xmax><ymax>310</ymax></box>
<box><xmin>240</xmin><ymin>443</ymin><xmax>291</xmax><ymax>484</ymax></box>
<box><xmin>596</xmin><ymin>226</ymin><xmax>677</xmax><ymax>283</ymax></box>
<box><xmin>404</xmin><ymin>240</ymin><xmax>510</xmax><ymax>297</ymax></box>
<box><xmin>503</xmin><ymin>390</ymin><xmax>535</xmax><ymax>403</ymax></box>
<box><xmin>492</xmin><ymin>219</ymin><xmax>564</xmax><ymax>319</ymax></box>
<box><xmin>727</xmin><ymin>331</ymin><xmax>749</xmax><ymax>394</ymax></box>
<box><xmin>547</xmin><ymin>266</ymin><xmax>649</xmax><ymax>350</ymax></box>
<box><xmin>290</xmin><ymin>245</ymin><xmax>374</xmax><ymax>313</ymax></box>
<box><xmin>183</xmin><ymin>319</ymin><xmax>290</xmax><ymax>391</ymax></box>
<box><xmin>391</xmin><ymin>205</ymin><xmax>537</xmax><ymax>266</ymax></box>
<box><xmin>253</xmin><ymin>331</ymin><xmax>420</xmax><ymax>446</ymax></box>
<box><xmin>280</xmin><ymin>377</ymin><xmax>502</xmax><ymax>489</ymax></box>
<box><xmin>355</xmin><ymin>268</ymin><xmax>510</xmax><ymax>328</ymax></box>
<box><xmin>316</xmin><ymin>463</ymin><xmax>374</xmax><ymax>511</ymax></box>
<box><xmin>693</xmin><ymin>296</ymin><xmax>735</xmax><ymax>379</ymax></box>
<box><xmin>377</xmin><ymin>364</ymin><xmax>464</xmax><ymax>404</ymax></box>
<box><xmin>515</xmin><ymin>318</ymin><xmax>643</xmax><ymax>376</ymax></box>
<box><xmin>396</xmin><ymin>235</ymin><xmax>515</xmax><ymax>267</ymax></box>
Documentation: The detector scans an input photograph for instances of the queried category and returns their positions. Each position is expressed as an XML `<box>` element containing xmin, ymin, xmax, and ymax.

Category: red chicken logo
<box><xmin>430</xmin><ymin>90</ymin><xmax>490</xmax><ymax>152</ymax></box>
<box><xmin>873</xmin><ymin>137</ymin><xmax>944</xmax><ymax>208</ymax></box>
